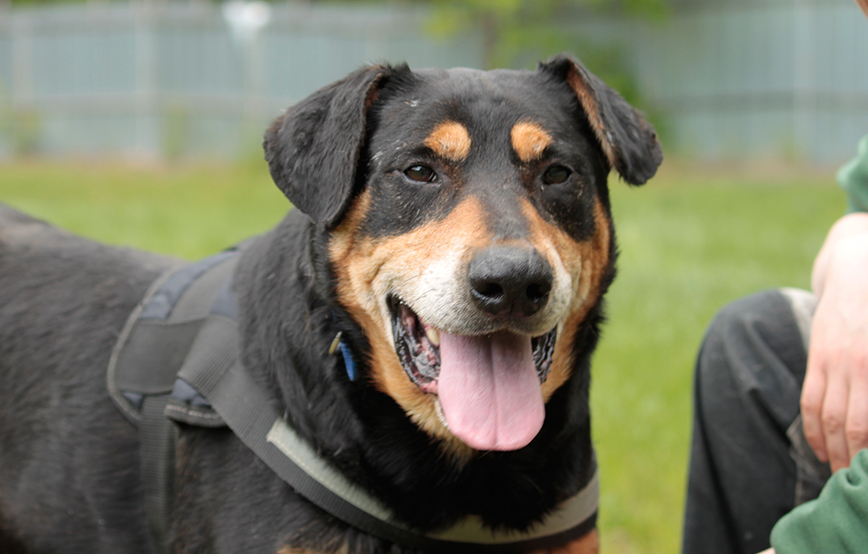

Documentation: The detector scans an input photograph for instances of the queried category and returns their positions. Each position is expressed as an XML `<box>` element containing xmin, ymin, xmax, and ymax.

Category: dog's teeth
<box><xmin>425</xmin><ymin>327</ymin><xmax>441</xmax><ymax>346</ymax></box>
<box><xmin>434</xmin><ymin>398</ymin><xmax>449</xmax><ymax>428</ymax></box>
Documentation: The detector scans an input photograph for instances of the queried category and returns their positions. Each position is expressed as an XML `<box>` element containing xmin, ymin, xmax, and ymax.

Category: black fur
<box><xmin>264</xmin><ymin>65</ymin><xmax>397</xmax><ymax>229</ymax></box>
<box><xmin>0</xmin><ymin>55</ymin><xmax>661</xmax><ymax>554</ymax></box>
<box><xmin>0</xmin><ymin>206</ymin><xmax>171</xmax><ymax>553</ymax></box>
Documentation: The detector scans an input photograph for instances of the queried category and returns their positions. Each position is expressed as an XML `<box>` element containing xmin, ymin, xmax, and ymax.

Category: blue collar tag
<box><xmin>339</xmin><ymin>340</ymin><xmax>357</xmax><ymax>381</ymax></box>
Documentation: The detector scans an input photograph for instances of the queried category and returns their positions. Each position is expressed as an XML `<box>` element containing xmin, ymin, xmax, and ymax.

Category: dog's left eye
<box><xmin>542</xmin><ymin>165</ymin><xmax>572</xmax><ymax>185</ymax></box>
<box><xmin>404</xmin><ymin>165</ymin><xmax>437</xmax><ymax>184</ymax></box>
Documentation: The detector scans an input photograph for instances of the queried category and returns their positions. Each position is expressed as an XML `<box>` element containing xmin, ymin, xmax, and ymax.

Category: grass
<box><xmin>594</xmin><ymin>164</ymin><xmax>844</xmax><ymax>553</ymax></box>
<box><xmin>0</xmin><ymin>158</ymin><xmax>847</xmax><ymax>553</ymax></box>
<box><xmin>0</xmin><ymin>159</ymin><xmax>289</xmax><ymax>259</ymax></box>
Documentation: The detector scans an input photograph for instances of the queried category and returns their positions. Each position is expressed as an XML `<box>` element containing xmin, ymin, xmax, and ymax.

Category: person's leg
<box><xmin>779</xmin><ymin>289</ymin><xmax>833</xmax><ymax>507</ymax></box>
<box><xmin>681</xmin><ymin>289</ymin><xmax>826</xmax><ymax>554</ymax></box>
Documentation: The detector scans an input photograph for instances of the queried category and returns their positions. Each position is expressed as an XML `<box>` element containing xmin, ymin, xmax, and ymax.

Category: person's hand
<box><xmin>757</xmin><ymin>549</ymin><xmax>775</xmax><ymax>554</ymax></box>
<box><xmin>802</xmin><ymin>213</ymin><xmax>868</xmax><ymax>472</ymax></box>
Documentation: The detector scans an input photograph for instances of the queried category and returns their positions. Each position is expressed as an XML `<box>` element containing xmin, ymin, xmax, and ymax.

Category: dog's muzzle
<box><xmin>390</xmin><ymin>245</ymin><xmax>562</xmax><ymax>452</ymax></box>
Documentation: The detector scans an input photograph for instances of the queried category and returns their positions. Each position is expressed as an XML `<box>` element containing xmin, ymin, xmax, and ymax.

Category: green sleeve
<box><xmin>837</xmin><ymin>134</ymin><xmax>868</xmax><ymax>214</ymax></box>
<box><xmin>771</xmin><ymin>449</ymin><xmax>868</xmax><ymax>554</ymax></box>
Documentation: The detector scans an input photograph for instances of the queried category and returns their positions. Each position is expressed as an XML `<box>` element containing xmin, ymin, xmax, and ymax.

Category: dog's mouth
<box><xmin>389</xmin><ymin>298</ymin><xmax>556</xmax><ymax>451</ymax></box>
<box><xmin>391</xmin><ymin>301</ymin><xmax>443</xmax><ymax>394</ymax></box>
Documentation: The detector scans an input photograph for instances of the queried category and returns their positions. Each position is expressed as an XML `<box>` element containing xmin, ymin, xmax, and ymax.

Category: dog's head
<box><xmin>264</xmin><ymin>54</ymin><xmax>661</xmax><ymax>454</ymax></box>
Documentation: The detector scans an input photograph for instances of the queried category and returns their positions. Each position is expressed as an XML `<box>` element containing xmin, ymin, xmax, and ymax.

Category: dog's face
<box><xmin>265</xmin><ymin>55</ymin><xmax>661</xmax><ymax>455</ymax></box>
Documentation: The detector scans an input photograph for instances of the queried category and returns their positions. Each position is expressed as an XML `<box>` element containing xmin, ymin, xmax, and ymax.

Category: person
<box><xmin>681</xmin><ymin>2</ymin><xmax>868</xmax><ymax>550</ymax></box>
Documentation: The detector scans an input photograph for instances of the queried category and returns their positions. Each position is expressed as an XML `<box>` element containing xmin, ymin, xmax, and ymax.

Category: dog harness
<box><xmin>107</xmin><ymin>247</ymin><xmax>599</xmax><ymax>554</ymax></box>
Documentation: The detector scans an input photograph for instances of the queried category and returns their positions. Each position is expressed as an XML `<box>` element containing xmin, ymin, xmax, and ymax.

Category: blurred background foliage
<box><xmin>424</xmin><ymin>0</ymin><xmax>667</xmax><ymax>70</ymax></box>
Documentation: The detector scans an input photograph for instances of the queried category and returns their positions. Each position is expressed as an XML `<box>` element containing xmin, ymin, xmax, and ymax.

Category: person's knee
<box><xmin>709</xmin><ymin>290</ymin><xmax>788</xmax><ymax>341</ymax></box>
<box><xmin>696</xmin><ymin>289</ymin><xmax>805</xmax><ymax>422</ymax></box>
<box><xmin>699</xmin><ymin>290</ymin><xmax>787</xmax><ymax>373</ymax></box>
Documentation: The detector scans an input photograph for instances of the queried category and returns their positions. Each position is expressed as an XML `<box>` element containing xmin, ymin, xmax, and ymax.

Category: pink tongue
<box><xmin>437</xmin><ymin>331</ymin><xmax>545</xmax><ymax>451</ymax></box>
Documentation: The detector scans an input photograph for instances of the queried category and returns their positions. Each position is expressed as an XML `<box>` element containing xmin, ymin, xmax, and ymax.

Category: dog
<box><xmin>0</xmin><ymin>54</ymin><xmax>661</xmax><ymax>554</ymax></box>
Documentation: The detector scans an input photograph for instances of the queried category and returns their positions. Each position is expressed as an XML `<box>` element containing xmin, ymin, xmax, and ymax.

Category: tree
<box><xmin>426</xmin><ymin>0</ymin><xmax>668</xmax><ymax>70</ymax></box>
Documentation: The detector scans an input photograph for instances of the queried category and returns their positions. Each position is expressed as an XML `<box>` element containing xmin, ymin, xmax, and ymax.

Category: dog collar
<box><xmin>109</xmin><ymin>250</ymin><xmax>599</xmax><ymax>554</ymax></box>
<box><xmin>266</xmin><ymin>416</ymin><xmax>599</xmax><ymax>551</ymax></box>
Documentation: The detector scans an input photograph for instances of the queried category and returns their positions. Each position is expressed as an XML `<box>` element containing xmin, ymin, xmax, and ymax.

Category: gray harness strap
<box><xmin>108</xmin><ymin>248</ymin><xmax>599</xmax><ymax>554</ymax></box>
<box><xmin>107</xmin><ymin>250</ymin><xmax>239</xmax><ymax>553</ymax></box>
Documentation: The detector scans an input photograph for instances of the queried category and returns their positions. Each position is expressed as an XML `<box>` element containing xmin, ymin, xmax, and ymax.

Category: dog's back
<box><xmin>0</xmin><ymin>204</ymin><xmax>173</xmax><ymax>553</ymax></box>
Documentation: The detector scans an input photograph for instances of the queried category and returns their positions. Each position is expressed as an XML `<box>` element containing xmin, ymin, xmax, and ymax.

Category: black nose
<box><xmin>468</xmin><ymin>246</ymin><xmax>553</xmax><ymax>317</ymax></box>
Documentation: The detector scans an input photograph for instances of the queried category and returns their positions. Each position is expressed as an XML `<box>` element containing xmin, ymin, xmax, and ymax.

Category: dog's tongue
<box><xmin>437</xmin><ymin>331</ymin><xmax>544</xmax><ymax>451</ymax></box>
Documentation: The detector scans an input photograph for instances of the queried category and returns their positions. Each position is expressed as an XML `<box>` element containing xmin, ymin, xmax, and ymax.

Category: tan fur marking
<box><xmin>565</xmin><ymin>69</ymin><xmax>617</xmax><ymax>170</ymax></box>
<box><xmin>424</xmin><ymin>121</ymin><xmax>472</xmax><ymax>161</ymax></box>
<box><xmin>511</xmin><ymin>121</ymin><xmax>553</xmax><ymax>162</ymax></box>
<box><xmin>330</xmin><ymin>196</ymin><xmax>490</xmax><ymax>460</ymax></box>
<box><xmin>520</xmin><ymin>198</ymin><xmax>611</xmax><ymax>399</ymax></box>
<box><xmin>529</xmin><ymin>529</ymin><xmax>599</xmax><ymax>554</ymax></box>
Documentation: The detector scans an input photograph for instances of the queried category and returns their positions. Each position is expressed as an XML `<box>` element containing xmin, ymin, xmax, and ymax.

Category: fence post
<box><xmin>10</xmin><ymin>10</ymin><xmax>38</xmax><ymax>155</ymax></box>
<box><xmin>792</xmin><ymin>0</ymin><xmax>816</xmax><ymax>159</ymax></box>
<box><xmin>135</xmin><ymin>1</ymin><xmax>160</xmax><ymax>159</ymax></box>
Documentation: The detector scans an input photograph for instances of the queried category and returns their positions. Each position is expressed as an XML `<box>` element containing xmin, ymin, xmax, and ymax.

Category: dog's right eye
<box><xmin>542</xmin><ymin>165</ymin><xmax>572</xmax><ymax>185</ymax></box>
<box><xmin>404</xmin><ymin>165</ymin><xmax>437</xmax><ymax>184</ymax></box>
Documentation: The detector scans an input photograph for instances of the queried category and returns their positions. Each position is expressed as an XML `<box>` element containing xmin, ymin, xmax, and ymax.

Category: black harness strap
<box><xmin>108</xmin><ymin>248</ymin><xmax>599</xmax><ymax>554</ymax></box>
<box><xmin>139</xmin><ymin>395</ymin><xmax>176</xmax><ymax>552</ymax></box>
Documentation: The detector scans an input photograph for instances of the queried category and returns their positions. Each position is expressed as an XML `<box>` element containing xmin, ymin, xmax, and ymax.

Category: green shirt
<box><xmin>837</xmin><ymin>134</ymin><xmax>868</xmax><ymax>213</ymax></box>
<box><xmin>772</xmin><ymin>449</ymin><xmax>868</xmax><ymax>554</ymax></box>
<box><xmin>770</xmin><ymin>139</ymin><xmax>868</xmax><ymax>554</ymax></box>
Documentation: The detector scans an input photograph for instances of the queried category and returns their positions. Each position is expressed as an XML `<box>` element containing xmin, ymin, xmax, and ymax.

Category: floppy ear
<box><xmin>263</xmin><ymin>64</ymin><xmax>394</xmax><ymax>227</ymax></box>
<box><xmin>538</xmin><ymin>53</ymin><xmax>663</xmax><ymax>185</ymax></box>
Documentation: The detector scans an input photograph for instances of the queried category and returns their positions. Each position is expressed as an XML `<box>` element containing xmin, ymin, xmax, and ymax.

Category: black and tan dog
<box><xmin>0</xmin><ymin>54</ymin><xmax>661</xmax><ymax>554</ymax></box>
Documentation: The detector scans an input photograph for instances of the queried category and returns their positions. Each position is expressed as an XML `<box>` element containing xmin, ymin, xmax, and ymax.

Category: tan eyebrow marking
<box><xmin>424</xmin><ymin>121</ymin><xmax>472</xmax><ymax>162</ymax></box>
<box><xmin>511</xmin><ymin>121</ymin><xmax>553</xmax><ymax>162</ymax></box>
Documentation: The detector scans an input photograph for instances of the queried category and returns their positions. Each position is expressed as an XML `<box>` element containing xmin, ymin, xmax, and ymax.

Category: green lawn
<box><xmin>0</xmin><ymin>159</ymin><xmax>289</xmax><ymax>259</ymax></box>
<box><xmin>595</xmin><ymin>165</ymin><xmax>843</xmax><ymax>553</ymax></box>
<box><xmin>0</xmin><ymin>159</ymin><xmax>846</xmax><ymax>553</ymax></box>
